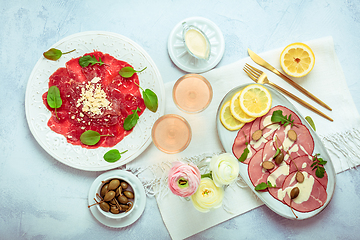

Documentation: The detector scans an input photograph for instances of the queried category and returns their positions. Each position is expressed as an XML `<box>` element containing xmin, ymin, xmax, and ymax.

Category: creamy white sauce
<box><xmin>277</xmin><ymin>171</ymin><xmax>314</xmax><ymax>204</ymax></box>
<box><xmin>184</xmin><ymin>29</ymin><xmax>209</xmax><ymax>59</ymax></box>
<box><xmin>302</xmin><ymin>162</ymin><xmax>307</xmax><ymax>168</ymax></box>
<box><xmin>284</xmin><ymin>144</ymin><xmax>299</xmax><ymax>162</ymax></box>
<box><xmin>262</xmin><ymin>116</ymin><xmax>280</xmax><ymax>138</ymax></box>
<box><xmin>299</xmin><ymin>145</ymin><xmax>309</xmax><ymax>155</ymax></box>
<box><xmin>251</xmin><ymin>137</ymin><xmax>267</xmax><ymax>149</ymax></box>
<box><xmin>267</xmin><ymin>162</ymin><xmax>289</xmax><ymax>186</ymax></box>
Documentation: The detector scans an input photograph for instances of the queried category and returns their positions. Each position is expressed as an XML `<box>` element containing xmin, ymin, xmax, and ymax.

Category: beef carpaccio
<box><xmin>42</xmin><ymin>51</ymin><xmax>146</xmax><ymax>149</ymax></box>
<box><xmin>233</xmin><ymin>105</ymin><xmax>328</xmax><ymax>215</ymax></box>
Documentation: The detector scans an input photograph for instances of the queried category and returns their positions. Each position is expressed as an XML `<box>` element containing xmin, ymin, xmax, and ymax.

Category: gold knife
<box><xmin>248</xmin><ymin>48</ymin><xmax>332</xmax><ymax>111</ymax></box>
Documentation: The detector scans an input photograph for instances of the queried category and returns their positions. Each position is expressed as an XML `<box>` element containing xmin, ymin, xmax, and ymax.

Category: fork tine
<box><xmin>245</xmin><ymin>63</ymin><xmax>263</xmax><ymax>75</ymax></box>
<box><xmin>244</xmin><ymin>64</ymin><xmax>260</xmax><ymax>78</ymax></box>
<box><xmin>243</xmin><ymin>67</ymin><xmax>257</xmax><ymax>82</ymax></box>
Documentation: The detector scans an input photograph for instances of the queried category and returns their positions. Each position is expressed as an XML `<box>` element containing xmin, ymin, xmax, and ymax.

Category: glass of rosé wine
<box><xmin>151</xmin><ymin>114</ymin><xmax>192</xmax><ymax>154</ymax></box>
<box><xmin>172</xmin><ymin>74</ymin><xmax>213</xmax><ymax>113</ymax></box>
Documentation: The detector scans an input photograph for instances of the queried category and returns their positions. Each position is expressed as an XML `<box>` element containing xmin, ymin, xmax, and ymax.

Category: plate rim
<box><xmin>216</xmin><ymin>83</ymin><xmax>336</xmax><ymax>220</ymax></box>
<box><xmin>25</xmin><ymin>31</ymin><xmax>165</xmax><ymax>171</ymax></box>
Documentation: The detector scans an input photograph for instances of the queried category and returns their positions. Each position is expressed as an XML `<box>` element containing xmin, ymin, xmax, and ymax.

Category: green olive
<box><xmin>124</xmin><ymin>191</ymin><xmax>134</xmax><ymax>199</ymax></box>
<box><xmin>108</xmin><ymin>179</ymin><xmax>120</xmax><ymax>191</ymax></box>
<box><xmin>100</xmin><ymin>183</ymin><xmax>109</xmax><ymax>197</ymax></box>
<box><xmin>104</xmin><ymin>190</ymin><xmax>115</xmax><ymax>202</ymax></box>
<box><xmin>99</xmin><ymin>201</ymin><xmax>110</xmax><ymax>212</ymax></box>
<box><xmin>120</xmin><ymin>181</ymin><xmax>129</xmax><ymax>189</ymax></box>
<box><xmin>117</xmin><ymin>195</ymin><xmax>128</xmax><ymax>204</ymax></box>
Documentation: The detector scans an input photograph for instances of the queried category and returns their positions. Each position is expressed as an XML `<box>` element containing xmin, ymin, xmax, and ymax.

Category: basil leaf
<box><xmin>143</xmin><ymin>89</ymin><xmax>158</xmax><ymax>112</ymax></box>
<box><xmin>80</xmin><ymin>130</ymin><xmax>101</xmax><ymax>145</ymax></box>
<box><xmin>79</xmin><ymin>55</ymin><xmax>105</xmax><ymax>67</ymax></box>
<box><xmin>119</xmin><ymin>66</ymin><xmax>147</xmax><ymax>78</ymax></box>
<box><xmin>47</xmin><ymin>86</ymin><xmax>62</xmax><ymax>120</ymax></box>
<box><xmin>103</xmin><ymin>149</ymin><xmax>128</xmax><ymax>163</ymax></box>
<box><xmin>238</xmin><ymin>147</ymin><xmax>249</xmax><ymax>162</ymax></box>
<box><xmin>43</xmin><ymin>48</ymin><xmax>75</xmax><ymax>61</ymax></box>
<box><xmin>305</xmin><ymin>116</ymin><xmax>316</xmax><ymax>131</ymax></box>
<box><xmin>255</xmin><ymin>182</ymin><xmax>269</xmax><ymax>191</ymax></box>
<box><xmin>47</xmin><ymin>86</ymin><xmax>62</xmax><ymax>109</ymax></box>
<box><xmin>123</xmin><ymin>107</ymin><xmax>141</xmax><ymax>131</ymax></box>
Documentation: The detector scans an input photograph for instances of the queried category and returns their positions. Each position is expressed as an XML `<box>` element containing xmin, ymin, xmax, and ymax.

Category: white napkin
<box><xmin>127</xmin><ymin>36</ymin><xmax>360</xmax><ymax>240</ymax></box>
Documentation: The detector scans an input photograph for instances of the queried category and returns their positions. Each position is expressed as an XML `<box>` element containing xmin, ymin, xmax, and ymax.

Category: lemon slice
<box><xmin>239</xmin><ymin>84</ymin><xmax>272</xmax><ymax>117</ymax></box>
<box><xmin>230</xmin><ymin>90</ymin><xmax>255</xmax><ymax>123</ymax></box>
<box><xmin>220</xmin><ymin>101</ymin><xmax>245</xmax><ymax>131</ymax></box>
<box><xmin>280</xmin><ymin>42</ymin><xmax>315</xmax><ymax>78</ymax></box>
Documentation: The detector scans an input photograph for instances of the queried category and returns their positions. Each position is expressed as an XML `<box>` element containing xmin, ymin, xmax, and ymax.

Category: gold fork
<box><xmin>243</xmin><ymin>63</ymin><xmax>333</xmax><ymax>122</ymax></box>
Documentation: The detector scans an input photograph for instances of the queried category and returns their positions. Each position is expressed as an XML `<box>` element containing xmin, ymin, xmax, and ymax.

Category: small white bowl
<box><xmin>88</xmin><ymin>170</ymin><xmax>146</xmax><ymax>227</ymax></box>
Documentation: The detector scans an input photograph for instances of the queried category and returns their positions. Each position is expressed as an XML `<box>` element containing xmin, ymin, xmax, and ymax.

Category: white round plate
<box><xmin>167</xmin><ymin>17</ymin><xmax>225</xmax><ymax>73</ymax></box>
<box><xmin>87</xmin><ymin>170</ymin><xmax>146</xmax><ymax>228</ymax></box>
<box><xmin>216</xmin><ymin>84</ymin><xmax>336</xmax><ymax>220</ymax></box>
<box><xmin>25</xmin><ymin>31</ymin><xmax>165</xmax><ymax>171</ymax></box>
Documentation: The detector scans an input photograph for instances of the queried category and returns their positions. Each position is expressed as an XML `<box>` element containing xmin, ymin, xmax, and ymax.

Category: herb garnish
<box><xmin>255</xmin><ymin>181</ymin><xmax>276</xmax><ymax>191</ymax></box>
<box><xmin>79</xmin><ymin>55</ymin><xmax>106</xmax><ymax>67</ymax></box>
<box><xmin>47</xmin><ymin>86</ymin><xmax>62</xmax><ymax>120</ymax></box>
<box><xmin>238</xmin><ymin>131</ymin><xmax>249</xmax><ymax>162</ymax></box>
<box><xmin>119</xmin><ymin>66</ymin><xmax>147</xmax><ymax>78</ymax></box>
<box><xmin>80</xmin><ymin>130</ymin><xmax>113</xmax><ymax>146</ymax></box>
<box><xmin>305</xmin><ymin>116</ymin><xmax>316</xmax><ymax>131</ymax></box>
<box><xmin>134</xmin><ymin>82</ymin><xmax>158</xmax><ymax>112</ymax></box>
<box><xmin>311</xmin><ymin>153</ymin><xmax>327</xmax><ymax>178</ymax></box>
<box><xmin>103</xmin><ymin>149</ymin><xmax>128</xmax><ymax>163</ymax></box>
<box><xmin>271</xmin><ymin>110</ymin><xmax>295</xmax><ymax>127</ymax></box>
<box><xmin>123</xmin><ymin>107</ymin><xmax>141</xmax><ymax>131</ymax></box>
<box><xmin>43</xmin><ymin>48</ymin><xmax>76</xmax><ymax>61</ymax></box>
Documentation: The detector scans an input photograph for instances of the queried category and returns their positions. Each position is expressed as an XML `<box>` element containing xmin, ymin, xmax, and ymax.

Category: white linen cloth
<box><xmin>127</xmin><ymin>36</ymin><xmax>360</xmax><ymax>240</ymax></box>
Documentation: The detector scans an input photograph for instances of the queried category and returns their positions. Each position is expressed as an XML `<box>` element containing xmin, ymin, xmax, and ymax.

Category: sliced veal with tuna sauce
<box><xmin>232</xmin><ymin>104</ymin><xmax>328</xmax><ymax>215</ymax></box>
<box><xmin>42</xmin><ymin>51</ymin><xmax>146</xmax><ymax>149</ymax></box>
<box><xmin>280</xmin><ymin>171</ymin><xmax>327</xmax><ymax>212</ymax></box>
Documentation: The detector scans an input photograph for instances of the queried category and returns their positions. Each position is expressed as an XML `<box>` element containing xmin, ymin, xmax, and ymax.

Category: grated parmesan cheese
<box><xmin>76</xmin><ymin>77</ymin><xmax>112</xmax><ymax>116</ymax></box>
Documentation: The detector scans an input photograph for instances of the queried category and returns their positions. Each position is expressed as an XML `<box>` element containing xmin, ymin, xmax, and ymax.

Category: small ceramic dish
<box><xmin>88</xmin><ymin>170</ymin><xmax>146</xmax><ymax>228</ymax></box>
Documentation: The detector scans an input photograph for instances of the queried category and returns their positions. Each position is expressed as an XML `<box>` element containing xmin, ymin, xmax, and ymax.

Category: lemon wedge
<box><xmin>239</xmin><ymin>84</ymin><xmax>272</xmax><ymax>117</ymax></box>
<box><xmin>280</xmin><ymin>42</ymin><xmax>315</xmax><ymax>78</ymax></box>
<box><xmin>220</xmin><ymin>101</ymin><xmax>245</xmax><ymax>131</ymax></box>
<box><xmin>230</xmin><ymin>90</ymin><xmax>255</xmax><ymax>123</ymax></box>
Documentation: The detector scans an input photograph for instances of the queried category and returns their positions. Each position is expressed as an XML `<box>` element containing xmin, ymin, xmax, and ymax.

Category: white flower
<box><xmin>210</xmin><ymin>153</ymin><xmax>239</xmax><ymax>187</ymax></box>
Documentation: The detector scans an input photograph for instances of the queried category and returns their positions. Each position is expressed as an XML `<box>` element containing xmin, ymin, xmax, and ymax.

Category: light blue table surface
<box><xmin>1</xmin><ymin>1</ymin><xmax>360</xmax><ymax>239</ymax></box>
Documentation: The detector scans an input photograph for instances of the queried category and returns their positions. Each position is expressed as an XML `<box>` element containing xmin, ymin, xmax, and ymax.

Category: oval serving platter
<box><xmin>216</xmin><ymin>84</ymin><xmax>336</xmax><ymax>220</ymax></box>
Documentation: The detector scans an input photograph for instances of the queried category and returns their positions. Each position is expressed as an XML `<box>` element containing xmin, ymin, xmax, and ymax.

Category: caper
<box><xmin>118</xmin><ymin>195</ymin><xmax>128</xmax><ymax>204</ymax></box>
<box><xmin>262</xmin><ymin>161</ymin><xmax>275</xmax><ymax>170</ymax></box>
<box><xmin>121</xmin><ymin>181</ymin><xmax>129</xmax><ymax>189</ymax></box>
<box><xmin>252</xmin><ymin>129</ymin><xmax>263</xmax><ymax>141</ymax></box>
<box><xmin>104</xmin><ymin>190</ymin><xmax>115</xmax><ymax>202</ymax></box>
<box><xmin>115</xmin><ymin>187</ymin><xmax>122</xmax><ymax>197</ymax></box>
<box><xmin>119</xmin><ymin>204</ymin><xmax>129</xmax><ymax>211</ymax></box>
<box><xmin>110</xmin><ymin>205</ymin><xmax>120</xmax><ymax>214</ymax></box>
<box><xmin>288</xmin><ymin>130</ymin><xmax>297</xmax><ymax>141</ymax></box>
<box><xmin>274</xmin><ymin>152</ymin><xmax>284</xmax><ymax>165</ymax></box>
<box><xmin>100</xmin><ymin>183</ymin><xmax>109</xmax><ymax>197</ymax></box>
<box><xmin>108</xmin><ymin>179</ymin><xmax>120</xmax><ymax>191</ymax></box>
<box><xmin>290</xmin><ymin>187</ymin><xmax>300</xmax><ymax>199</ymax></box>
<box><xmin>124</xmin><ymin>191</ymin><xmax>134</xmax><ymax>199</ymax></box>
<box><xmin>296</xmin><ymin>171</ymin><xmax>304</xmax><ymax>183</ymax></box>
<box><xmin>99</xmin><ymin>201</ymin><xmax>110</xmax><ymax>212</ymax></box>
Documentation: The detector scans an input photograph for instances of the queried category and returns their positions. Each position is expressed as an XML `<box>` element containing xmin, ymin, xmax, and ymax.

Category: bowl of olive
<box><xmin>89</xmin><ymin>174</ymin><xmax>137</xmax><ymax>219</ymax></box>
